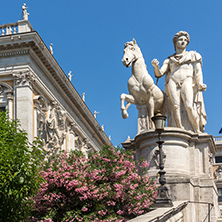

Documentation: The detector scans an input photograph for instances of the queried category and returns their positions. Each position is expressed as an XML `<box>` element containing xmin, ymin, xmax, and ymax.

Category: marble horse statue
<box><xmin>120</xmin><ymin>39</ymin><xmax>164</xmax><ymax>130</ymax></box>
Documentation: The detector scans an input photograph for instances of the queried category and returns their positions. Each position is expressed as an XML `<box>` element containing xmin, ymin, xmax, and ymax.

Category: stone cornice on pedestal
<box><xmin>122</xmin><ymin>127</ymin><xmax>216</xmax><ymax>155</ymax></box>
<box><xmin>0</xmin><ymin>30</ymin><xmax>111</xmax><ymax>148</ymax></box>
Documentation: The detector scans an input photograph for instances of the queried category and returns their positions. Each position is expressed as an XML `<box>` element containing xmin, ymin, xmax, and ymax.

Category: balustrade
<box><xmin>214</xmin><ymin>136</ymin><xmax>222</xmax><ymax>141</ymax></box>
<box><xmin>0</xmin><ymin>23</ymin><xmax>18</xmax><ymax>36</ymax></box>
<box><xmin>0</xmin><ymin>20</ymin><xmax>32</xmax><ymax>36</ymax></box>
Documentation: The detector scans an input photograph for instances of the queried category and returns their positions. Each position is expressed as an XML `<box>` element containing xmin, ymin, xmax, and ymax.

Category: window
<box><xmin>0</xmin><ymin>107</ymin><xmax>6</xmax><ymax>112</ymax></box>
<box><xmin>218</xmin><ymin>188</ymin><xmax>222</xmax><ymax>202</ymax></box>
<box><xmin>215</xmin><ymin>156</ymin><xmax>222</xmax><ymax>164</ymax></box>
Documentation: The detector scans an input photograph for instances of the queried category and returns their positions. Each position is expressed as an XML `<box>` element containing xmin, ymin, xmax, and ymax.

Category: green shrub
<box><xmin>0</xmin><ymin>111</ymin><xmax>44</xmax><ymax>221</ymax></box>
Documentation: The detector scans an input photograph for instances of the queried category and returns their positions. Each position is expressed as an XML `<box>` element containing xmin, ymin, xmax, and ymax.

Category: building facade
<box><xmin>0</xmin><ymin>17</ymin><xmax>111</xmax><ymax>156</ymax></box>
<box><xmin>214</xmin><ymin>137</ymin><xmax>222</xmax><ymax>211</ymax></box>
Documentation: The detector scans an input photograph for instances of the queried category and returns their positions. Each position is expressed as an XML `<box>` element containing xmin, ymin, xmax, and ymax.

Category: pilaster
<box><xmin>13</xmin><ymin>70</ymin><xmax>35</xmax><ymax>142</ymax></box>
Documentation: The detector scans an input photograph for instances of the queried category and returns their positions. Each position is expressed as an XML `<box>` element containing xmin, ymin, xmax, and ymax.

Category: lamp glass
<box><xmin>151</xmin><ymin>115</ymin><xmax>166</xmax><ymax>133</ymax></box>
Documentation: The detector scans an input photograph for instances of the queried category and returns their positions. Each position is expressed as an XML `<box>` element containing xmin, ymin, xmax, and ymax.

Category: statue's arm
<box><xmin>152</xmin><ymin>58</ymin><xmax>169</xmax><ymax>78</ymax></box>
<box><xmin>194</xmin><ymin>62</ymin><xmax>207</xmax><ymax>91</ymax></box>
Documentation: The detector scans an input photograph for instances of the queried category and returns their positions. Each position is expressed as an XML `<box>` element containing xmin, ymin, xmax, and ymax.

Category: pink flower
<box><xmin>81</xmin><ymin>206</ymin><xmax>88</xmax><ymax>212</ymax></box>
<box><xmin>117</xmin><ymin>210</ymin><xmax>124</xmax><ymax>215</ymax></box>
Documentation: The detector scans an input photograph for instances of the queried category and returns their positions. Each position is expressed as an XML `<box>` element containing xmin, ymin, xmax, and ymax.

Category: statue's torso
<box><xmin>166</xmin><ymin>51</ymin><xmax>202</xmax><ymax>84</ymax></box>
<box><xmin>169</xmin><ymin>62</ymin><xmax>194</xmax><ymax>83</ymax></box>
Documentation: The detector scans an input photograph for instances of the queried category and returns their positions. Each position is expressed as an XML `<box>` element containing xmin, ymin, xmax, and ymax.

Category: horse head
<box><xmin>122</xmin><ymin>39</ymin><xmax>142</xmax><ymax>68</ymax></box>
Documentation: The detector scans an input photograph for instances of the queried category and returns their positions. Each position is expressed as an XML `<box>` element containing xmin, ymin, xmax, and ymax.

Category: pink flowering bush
<box><xmin>30</xmin><ymin>146</ymin><xmax>157</xmax><ymax>221</ymax></box>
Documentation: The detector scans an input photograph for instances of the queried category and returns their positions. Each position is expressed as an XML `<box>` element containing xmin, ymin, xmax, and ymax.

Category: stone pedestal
<box><xmin>122</xmin><ymin>128</ymin><xmax>220</xmax><ymax>221</ymax></box>
<box><xmin>17</xmin><ymin>20</ymin><xmax>33</xmax><ymax>33</ymax></box>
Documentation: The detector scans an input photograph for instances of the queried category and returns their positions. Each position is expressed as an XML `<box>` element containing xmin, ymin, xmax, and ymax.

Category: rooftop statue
<box><xmin>49</xmin><ymin>43</ymin><xmax>53</xmax><ymax>54</ymax></box>
<box><xmin>22</xmin><ymin>3</ymin><xmax>29</xmax><ymax>21</ymax></box>
<box><xmin>82</xmin><ymin>92</ymin><xmax>85</xmax><ymax>102</ymax></box>
<box><xmin>152</xmin><ymin>31</ymin><xmax>207</xmax><ymax>133</ymax></box>
<box><xmin>68</xmin><ymin>71</ymin><xmax>72</xmax><ymax>81</ymax></box>
<box><xmin>120</xmin><ymin>39</ymin><xmax>164</xmax><ymax>132</ymax></box>
<box><xmin>94</xmin><ymin>110</ymin><xmax>99</xmax><ymax>118</ymax></box>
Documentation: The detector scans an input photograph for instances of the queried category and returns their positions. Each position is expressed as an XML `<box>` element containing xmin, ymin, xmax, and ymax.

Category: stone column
<box><xmin>5</xmin><ymin>90</ymin><xmax>13</xmax><ymax>119</ymax></box>
<box><xmin>13</xmin><ymin>71</ymin><xmax>35</xmax><ymax>142</ymax></box>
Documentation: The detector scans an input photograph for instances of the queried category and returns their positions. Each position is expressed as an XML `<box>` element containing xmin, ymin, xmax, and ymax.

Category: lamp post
<box><xmin>151</xmin><ymin>113</ymin><xmax>173</xmax><ymax>207</ymax></box>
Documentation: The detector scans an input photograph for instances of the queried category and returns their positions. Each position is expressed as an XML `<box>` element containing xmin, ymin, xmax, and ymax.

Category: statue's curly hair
<box><xmin>173</xmin><ymin>31</ymin><xmax>190</xmax><ymax>49</ymax></box>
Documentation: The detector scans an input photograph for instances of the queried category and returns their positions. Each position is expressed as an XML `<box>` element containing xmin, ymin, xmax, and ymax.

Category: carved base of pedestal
<box><xmin>154</xmin><ymin>185</ymin><xmax>173</xmax><ymax>208</ymax></box>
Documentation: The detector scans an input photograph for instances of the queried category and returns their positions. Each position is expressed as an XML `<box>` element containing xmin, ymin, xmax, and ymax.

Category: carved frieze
<box><xmin>34</xmin><ymin>95</ymin><xmax>48</xmax><ymax>111</ymax></box>
<box><xmin>75</xmin><ymin>135</ymin><xmax>83</xmax><ymax>150</ymax></box>
<box><xmin>35</xmin><ymin>98</ymin><xmax>93</xmax><ymax>156</ymax></box>
<box><xmin>139</xmin><ymin>114</ymin><xmax>148</xmax><ymax>131</ymax></box>
<box><xmin>81</xmin><ymin>138</ymin><xmax>92</xmax><ymax>158</ymax></box>
<box><xmin>215</xmin><ymin>165</ymin><xmax>222</xmax><ymax>181</ymax></box>
<box><xmin>35</xmin><ymin>99</ymin><xmax>67</xmax><ymax>155</ymax></box>
<box><xmin>137</xmin><ymin>104</ymin><xmax>149</xmax><ymax>133</ymax></box>
<box><xmin>74</xmin><ymin>136</ymin><xmax>91</xmax><ymax>154</ymax></box>
<box><xmin>45</xmin><ymin>101</ymin><xmax>67</xmax><ymax>153</ymax></box>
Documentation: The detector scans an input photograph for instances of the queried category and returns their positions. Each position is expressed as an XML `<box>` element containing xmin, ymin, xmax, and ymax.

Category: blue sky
<box><xmin>1</xmin><ymin>1</ymin><xmax>222</xmax><ymax>146</ymax></box>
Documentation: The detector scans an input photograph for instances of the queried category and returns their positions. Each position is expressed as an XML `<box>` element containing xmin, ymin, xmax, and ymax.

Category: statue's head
<box><xmin>173</xmin><ymin>31</ymin><xmax>190</xmax><ymax>50</ymax></box>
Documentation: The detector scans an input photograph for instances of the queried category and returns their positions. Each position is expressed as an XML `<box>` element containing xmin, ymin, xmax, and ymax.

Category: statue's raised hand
<box><xmin>151</xmin><ymin>59</ymin><xmax>159</xmax><ymax>68</ymax></box>
<box><xmin>199</xmin><ymin>83</ymin><xmax>207</xmax><ymax>92</ymax></box>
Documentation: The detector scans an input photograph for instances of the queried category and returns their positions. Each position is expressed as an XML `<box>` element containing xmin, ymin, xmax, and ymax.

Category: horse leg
<box><xmin>120</xmin><ymin>93</ymin><xmax>136</xmax><ymax>119</ymax></box>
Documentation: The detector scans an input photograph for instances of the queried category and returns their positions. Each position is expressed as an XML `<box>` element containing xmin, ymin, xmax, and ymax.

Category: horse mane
<box><xmin>124</xmin><ymin>41</ymin><xmax>138</xmax><ymax>48</ymax></box>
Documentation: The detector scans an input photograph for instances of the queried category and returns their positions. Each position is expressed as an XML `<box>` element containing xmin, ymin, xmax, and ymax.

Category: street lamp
<box><xmin>151</xmin><ymin>113</ymin><xmax>173</xmax><ymax>207</ymax></box>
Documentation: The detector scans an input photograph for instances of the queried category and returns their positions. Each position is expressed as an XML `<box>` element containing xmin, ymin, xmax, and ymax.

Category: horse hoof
<box><xmin>122</xmin><ymin>111</ymin><xmax>129</xmax><ymax>119</ymax></box>
<box><xmin>122</xmin><ymin>113</ymin><xmax>129</xmax><ymax>119</ymax></box>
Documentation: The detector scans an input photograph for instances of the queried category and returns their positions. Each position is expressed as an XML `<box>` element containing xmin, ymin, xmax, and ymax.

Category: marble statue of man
<box><xmin>22</xmin><ymin>3</ymin><xmax>29</xmax><ymax>21</ymax></box>
<box><xmin>49</xmin><ymin>43</ymin><xmax>53</xmax><ymax>54</ymax></box>
<box><xmin>68</xmin><ymin>71</ymin><xmax>72</xmax><ymax>81</ymax></box>
<box><xmin>152</xmin><ymin>31</ymin><xmax>207</xmax><ymax>133</ymax></box>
